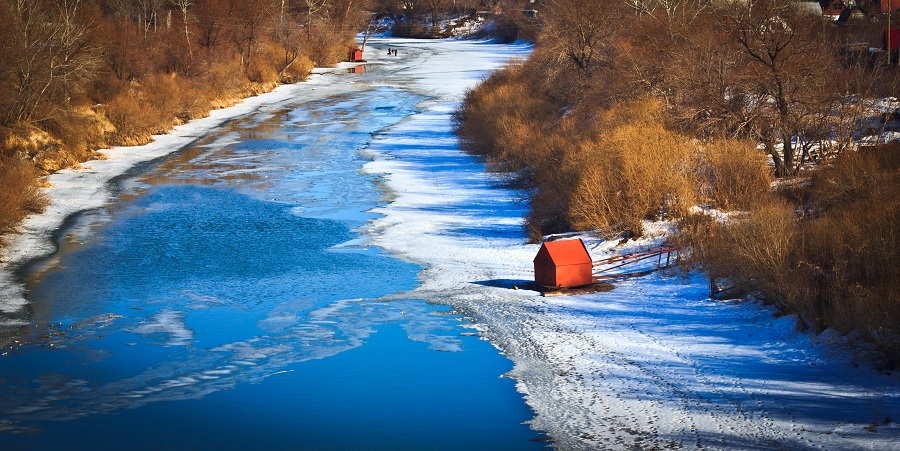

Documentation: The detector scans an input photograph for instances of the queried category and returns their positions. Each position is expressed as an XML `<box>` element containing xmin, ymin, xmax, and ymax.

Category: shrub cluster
<box><xmin>0</xmin><ymin>156</ymin><xmax>47</xmax><ymax>240</ymax></box>
<box><xmin>684</xmin><ymin>144</ymin><xmax>900</xmax><ymax>367</ymax></box>
<box><xmin>456</xmin><ymin>68</ymin><xmax>771</xmax><ymax>241</ymax></box>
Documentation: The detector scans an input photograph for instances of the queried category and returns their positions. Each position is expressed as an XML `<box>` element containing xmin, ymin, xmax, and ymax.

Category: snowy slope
<box><xmin>361</xmin><ymin>38</ymin><xmax>900</xmax><ymax>450</ymax></box>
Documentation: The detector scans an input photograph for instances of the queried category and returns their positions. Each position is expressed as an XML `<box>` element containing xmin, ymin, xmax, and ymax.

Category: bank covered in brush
<box><xmin>0</xmin><ymin>0</ymin><xmax>366</xmax><ymax>240</ymax></box>
<box><xmin>454</xmin><ymin>0</ymin><xmax>900</xmax><ymax>367</ymax></box>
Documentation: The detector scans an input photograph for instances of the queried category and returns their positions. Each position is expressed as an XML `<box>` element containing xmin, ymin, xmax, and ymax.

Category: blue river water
<box><xmin>0</xmin><ymin>74</ymin><xmax>547</xmax><ymax>449</ymax></box>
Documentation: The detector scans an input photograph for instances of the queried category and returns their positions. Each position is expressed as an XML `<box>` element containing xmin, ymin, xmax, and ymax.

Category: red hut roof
<box><xmin>534</xmin><ymin>239</ymin><xmax>592</xmax><ymax>266</ymax></box>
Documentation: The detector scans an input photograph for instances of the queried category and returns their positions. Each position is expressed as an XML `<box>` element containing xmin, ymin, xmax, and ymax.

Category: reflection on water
<box><xmin>0</xmin><ymin>81</ymin><xmax>545</xmax><ymax>448</ymax></box>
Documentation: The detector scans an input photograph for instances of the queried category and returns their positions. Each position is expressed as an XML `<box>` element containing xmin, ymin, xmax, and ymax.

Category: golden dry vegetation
<box><xmin>0</xmin><ymin>0</ymin><xmax>364</xmax><ymax>244</ymax></box>
<box><xmin>456</xmin><ymin>0</ymin><xmax>900</xmax><ymax>365</ymax></box>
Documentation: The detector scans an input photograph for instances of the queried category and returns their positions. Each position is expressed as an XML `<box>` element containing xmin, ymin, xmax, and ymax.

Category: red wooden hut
<box><xmin>533</xmin><ymin>239</ymin><xmax>593</xmax><ymax>288</ymax></box>
<box><xmin>349</xmin><ymin>48</ymin><xmax>364</xmax><ymax>62</ymax></box>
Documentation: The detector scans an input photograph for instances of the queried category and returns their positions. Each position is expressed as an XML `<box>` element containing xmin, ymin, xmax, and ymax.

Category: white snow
<box><xmin>2</xmin><ymin>37</ymin><xmax>898</xmax><ymax>449</ymax></box>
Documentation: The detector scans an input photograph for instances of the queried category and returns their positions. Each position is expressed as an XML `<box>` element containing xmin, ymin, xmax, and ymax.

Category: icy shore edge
<box><xmin>0</xmin><ymin>63</ymin><xmax>360</xmax><ymax>318</ymax></box>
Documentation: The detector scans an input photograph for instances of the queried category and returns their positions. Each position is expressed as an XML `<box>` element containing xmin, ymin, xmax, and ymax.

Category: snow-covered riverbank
<box><xmin>0</xmin><ymin>62</ymin><xmax>365</xmax><ymax>322</ymax></box>
<box><xmin>360</xmin><ymin>38</ymin><xmax>900</xmax><ymax>450</ymax></box>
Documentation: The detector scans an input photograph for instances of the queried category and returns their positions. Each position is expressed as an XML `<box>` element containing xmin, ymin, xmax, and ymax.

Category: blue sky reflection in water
<box><xmin>0</xmin><ymin>84</ymin><xmax>545</xmax><ymax>449</ymax></box>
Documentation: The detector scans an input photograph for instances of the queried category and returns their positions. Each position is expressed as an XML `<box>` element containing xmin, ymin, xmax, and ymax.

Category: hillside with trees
<box><xmin>455</xmin><ymin>0</ymin><xmax>900</xmax><ymax>366</ymax></box>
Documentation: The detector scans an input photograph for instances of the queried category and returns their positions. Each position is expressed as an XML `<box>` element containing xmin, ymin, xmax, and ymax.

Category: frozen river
<box><xmin>0</xmin><ymin>42</ymin><xmax>545</xmax><ymax>449</ymax></box>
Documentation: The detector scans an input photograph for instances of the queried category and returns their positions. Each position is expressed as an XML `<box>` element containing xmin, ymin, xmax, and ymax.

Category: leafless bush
<box><xmin>280</xmin><ymin>54</ymin><xmax>313</xmax><ymax>84</ymax></box>
<box><xmin>685</xmin><ymin>143</ymin><xmax>900</xmax><ymax>367</ymax></box>
<box><xmin>800</xmin><ymin>144</ymin><xmax>900</xmax><ymax>365</ymax></box>
<box><xmin>477</xmin><ymin>11</ymin><xmax>540</xmax><ymax>44</ymax></box>
<box><xmin>699</xmin><ymin>139</ymin><xmax>774</xmax><ymax>211</ymax></box>
<box><xmin>201</xmin><ymin>58</ymin><xmax>252</xmax><ymax>109</ymax></box>
<box><xmin>104</xmin><ymin>83</ymin><xmax>168</xmax><ymax>146</ymax></box>
<box><xmin>31</xmin><ymin>109</ymin><xmax>109</xmax><ymax>172</ymax></box>
<box><xmin>696</xmin><ymin>197</ymin><xmax>798</xmax><ymax>303</ymax></box>
<box><xmin>567</xmin><ymin>98</ymin><xmax>699</xmax><ymax>236</ymax></box>
<box><xmin>0</xmin><ymin>156</ymin><xmax>47</xmax><ymax>239</ymax></box>
<box><xmin>455</xmin><ymin>63</ymin><xmax>560</xmax><ymax>169</ymax></box>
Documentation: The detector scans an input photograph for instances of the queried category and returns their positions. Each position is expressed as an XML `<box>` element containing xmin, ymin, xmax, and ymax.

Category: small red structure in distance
<box><xmin>349</xmin><ymin>48</ymin><xmax>364</xmax><ymax>62</ymax></box>
<box><xmin>533</xmin><ymin>239</ymin><xmax>593</xmax><ymax>288</ymax></box>
<box><xmin>886</xmin><ymin>28</ymin><xmax>899</xmax><ymax>51</ymax></box>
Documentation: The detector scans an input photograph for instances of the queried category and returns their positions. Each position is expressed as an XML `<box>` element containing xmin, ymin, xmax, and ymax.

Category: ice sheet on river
<box><xmin>0</xmin><ymin>297</ymin><xmax>463</xmax><ymax>428</ymax></box>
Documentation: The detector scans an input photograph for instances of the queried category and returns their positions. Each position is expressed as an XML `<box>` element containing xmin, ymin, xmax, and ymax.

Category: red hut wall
<box><xmin>886</xmin><ymin>28</ymin><xmax>900</xmax><ymax>50</ymax></box>
<box><xmin>533</xmin><ymin>239</ymin><xmax>593</xmax><ymax>288</ymax></box>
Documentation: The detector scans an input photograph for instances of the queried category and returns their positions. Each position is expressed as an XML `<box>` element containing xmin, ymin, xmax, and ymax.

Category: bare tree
<box><xmin>731</xmin><ymin>0</ymin><xmax>833</xmax><ymax>177</ymax></box>
<box><xmin>651</xmin><ymin>11</ymin><xmax>747</xmax><ymax>137</ymax></box>
<box><xmin>541</xmin><ymin>0</ymin><xmax>623</xmax><ymax>77</ymax></box>
<box><xmin>195</xmin><ymin>0</ymin><xmax>224</xmax><ymax>50</ymax></box>
<box><xmin>171</xmin><ymin>0</ymin><xmax>194</xmax><ymax>60</ymax></box>
<box><xmin>272</xmin><ymin>2</ymin><xmax>306</xmax><ymax>78</ymax></box>
<box><xmin>1</xmin><ymin>0</ymin><xmax>99</xmax><ymax>126</ymax></box>
<box><xmin>138</xmin><ymin>0</ymin><xmax>165</xmax><ymax>35</ymax></box>
<box><xmin>423</xmin><ymin>0</ymin><xmax>449</xmax><ymax>28</ymax></box>
<box><xmin>625</xmin><ymin>0</ymin><xmax>710</xmax><ymax>28</ymax></box>
<box><xmin>225</xmin><ymin>0</ymin><xmax>273</xmax><ymax>72</ymax></box>
<box><xmin>359</xmin><ymin>9</ymin><xmax>389</xmax><ymax>51</ymax></box>
<box><xmin>370</xmin><ymin>0</ymin><xmax>405</xmax><ymax>23</ymax></box>
<box><xmin>304</xmin><ymin>0</ymin><xmax>331</xmax><ymax>38</ymax></box>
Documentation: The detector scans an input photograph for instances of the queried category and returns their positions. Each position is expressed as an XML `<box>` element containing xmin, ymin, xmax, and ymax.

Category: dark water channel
<box><xmin>0</xmin><ymin>70</ymin><xmax>545</xmax><ymax>449</ymax></box>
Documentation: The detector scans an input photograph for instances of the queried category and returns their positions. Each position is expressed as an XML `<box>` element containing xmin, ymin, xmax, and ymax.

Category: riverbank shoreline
<box><xmin>0</xmin><ymin>61</ymin><xmax>370</xmax><ymax>322</ymax></box>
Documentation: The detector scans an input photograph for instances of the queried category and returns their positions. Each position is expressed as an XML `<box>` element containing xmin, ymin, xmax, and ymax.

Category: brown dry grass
<box><xmin>567</xmin><ymin>99</ymin><xmax>700</xmax><ymax>236</ymax></box>
<box><xmin>0</xmin><ymin>156</ymin><xmax>47</xmax><ymax>239</ymax></box>
<box><xmin>683</xmin><ymin>143</ymin><xmax>900</xmax><ymax>367</ymax></box>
